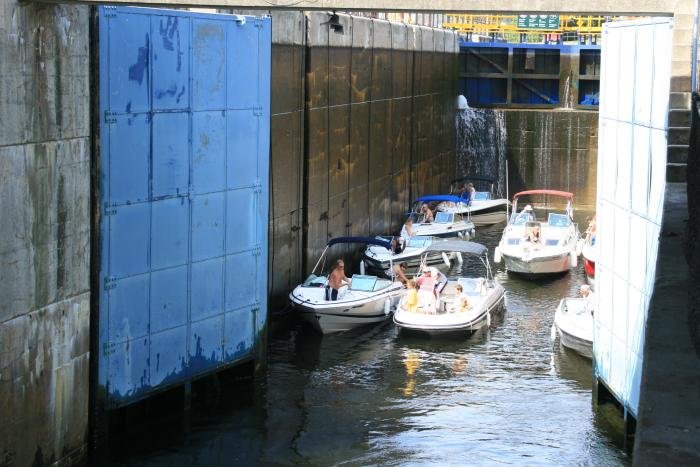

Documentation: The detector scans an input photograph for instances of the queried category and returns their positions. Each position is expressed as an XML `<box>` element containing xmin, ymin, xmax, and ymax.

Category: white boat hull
<box><xmin>554</xmin><ymin>297</ymin><xmax>593</xmax><ymax>358</ymax></box>
<box><xmin>394</xmin><ymin>280</ymin><xmax>505</xmax><ymax>336</ymax></box>
<box><xmin>501</xmin><ymin>250</ymin><xmax>573</xmax><ymax>275</ymax></box>
<box><xmin>290</xmin><ymin>286</ymin><xmax>403</xmax><ymax>334</ymax></box>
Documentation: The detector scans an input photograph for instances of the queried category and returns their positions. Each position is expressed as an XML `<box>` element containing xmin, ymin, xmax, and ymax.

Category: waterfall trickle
<box><xmin>455</xmin><ymin>98</ymin><xmax>507</xmax><ymax>197</ymax></box>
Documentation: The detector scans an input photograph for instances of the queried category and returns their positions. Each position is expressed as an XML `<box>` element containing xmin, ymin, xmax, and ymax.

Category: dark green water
<box><xmin>107</xmin><ymin>213</ymin><xmax>629</xmax><ymax>466</ymax></box>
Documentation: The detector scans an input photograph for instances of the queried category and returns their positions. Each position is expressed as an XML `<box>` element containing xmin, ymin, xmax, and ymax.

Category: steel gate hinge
<box><xmin>103</xmin><ymin>6</ymin><xmax>117</xmax><ymax>18</ymax></box>
<box><xmin>253</xmin><ymin>106</ymin><xmax>263</xmax><ymax>116</ymax></box>
<box><xmin>254</xmin><ymin>18</ymin><xmax>263</xmax><ymax>29</ymax></box>
<box><xmin>104</xmin><ymin>111</ymin><xmax>117</xmax><ymax>124</ymax></box>
<box><xmin>103</xmin><ymin>342</ymin><xmax>118</xmax><ymax>356</ymax></box>
<box><xmin>103</xmin><ymin>206</ymin><xmax>117</xmax><ymax>216</ymax></box>
<box><xmin>252</xmin><ymin>245</ymin><xmax>262</xmax><ymax>257</ymax></box>
<box><xmin>103</xmin><ymin>277</ymin><xmax>117</xmax><ymax>291</ymax></box>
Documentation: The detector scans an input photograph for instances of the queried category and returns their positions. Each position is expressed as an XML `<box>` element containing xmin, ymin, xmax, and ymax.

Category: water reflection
<box><xmin>106</xmin><ymin>210</ymin><xmax>630</xmax><ymax>466</ymax></box>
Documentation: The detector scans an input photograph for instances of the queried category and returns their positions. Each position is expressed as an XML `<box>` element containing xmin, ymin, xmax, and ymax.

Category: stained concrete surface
<box><xmin>504</xmin><ymin>109</ymin><xmax>599</xmax><ymax>208</ymax></box>
<box><xmin>632</xmin><ymin>183</ymin><xmax>700</xmax><ymax>465</ymax></box>
<box><xmin>0</xmin><ymin>1</ymin><xmax>90</xmax><ymax>465</ymax></box>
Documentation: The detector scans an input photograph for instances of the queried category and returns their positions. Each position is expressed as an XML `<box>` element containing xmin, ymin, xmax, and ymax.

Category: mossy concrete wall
<box><xmin>268</xmin><ymin>12</ymin><xmax>458</xmax><ymax>308</ymax></box>
<box><xmin>0</xmin><ymin>2</ymin><xmax>91</xmax><ymax>465</ymax></box>
<box><xmin>503</xmin><ymin>109</ymin><xmax>599</xmax><ymax>209</ymax></box>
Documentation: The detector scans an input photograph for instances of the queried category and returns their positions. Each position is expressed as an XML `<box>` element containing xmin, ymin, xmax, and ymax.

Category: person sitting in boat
<box><xmin>524</xmin><ymin>222</ymin><xmax>542</xmax><ymax>248</ymax></box>
<box><xmin>393</xmin><ymin>262</ymin><xmax>408</xmax><ymax>285</ymax></box>
<box><xmin>585</xmin><ymin>215</ymin><xmax>597</xmax><ymax>246</ymax></box>
<box><xmin>416</xmin><ymin>267</ymin><xmax>437</xmax><ymax>311</ymax></box>
<box><xmin>326</xmin><ymin>259</ymin><xmax>351</xmax><ymax>301</ymax></box>
<box><xmin>390</xmin><ymin>235</ymin><xmax>404</xmax><ymax>254</ymax></box>
<box><xmin>402</xmin><ymin>279</ymin><xmax>419</xmax><ymax>312</ymax></box>
<box><xmin>579</xmin><ymin>284</ymin><xmax>595</xmax><ymax>314</ymax></box>
<box><xmin>459</xmin><ymin>183</ymin><xmax>476</xmax><ymax>205</ymax></box>
<box><xmin>400</xmin><ymin>218</ymin><xmax>414</xmax><ymax>246</ymax></box>
<box><xmin>431</xmin><ymin>267</ymin><xmax>448</xmax><ymax>296</ymax></box>
<box><xmin>451</xmin><ymin>283</ymin><xmax>471</xmax><ymax>313</ymax></box>
<box><xmin>420</xmin><ymin>203</ymin><xmax>434</xmax><ymax>223</ymax></box>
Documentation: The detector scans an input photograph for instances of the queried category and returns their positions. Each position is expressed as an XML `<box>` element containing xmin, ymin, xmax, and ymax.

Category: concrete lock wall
<box><xmin>267</xmin><ymin>12</ymin><xmax>458</xmax><ymax>307</ymax></box>
<box><xmin>302</xmin><ymin>12</ymin><xmax>458</xmax><ymax>279</ymax></box>
<box><xmin>0</xmin><ymin>2</ymin><xmax>91</xmax><ymax>466</ymax></box>
<box><xmin>504</xmin><ymin>109</ymin><xmax>599</xmax><ymax>208</ymax></box>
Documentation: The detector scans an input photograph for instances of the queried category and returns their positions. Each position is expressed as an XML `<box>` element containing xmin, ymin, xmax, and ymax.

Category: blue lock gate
<box><xmin>97</xmin><ymin>6</ymin><xmax>270</xmax><ymax>407</ymax></box>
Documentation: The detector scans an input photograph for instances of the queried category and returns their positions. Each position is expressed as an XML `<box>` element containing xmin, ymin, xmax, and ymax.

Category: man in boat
<box><xmin>326</xmin><ymin>259</ymin><xmax>351</xmax><ymax>301</ymax></box>
<box><xmin>416</xmin><ymin>267</ymin><xmax>437</xmax><ymax>311</ymax></box>
<box><xmin>515</xmin><ymin>204</ymin><xmax>535</xmax><ymax>224</ymax></box>
<box><xmin>459</xmin><ymin>182</ymin><xmax>476</xmax><ymax>205</ymax></box>
<box><xmin>524</xmin><ymin>221</ymin><xmax>542</xmax><ymax>249</ymax></box>
<box><xmin>420</xmin><ymin>203</ymin><xmax>434</xmax><ymax>223</ymax></box>
<box><xmin>393</xmin><ymin>262</ymin><xmax>408</xmax><ymax>285</ymax></box>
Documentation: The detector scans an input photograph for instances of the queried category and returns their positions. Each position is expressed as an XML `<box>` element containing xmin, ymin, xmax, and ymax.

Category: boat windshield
<box><xmin>511</xmin><ymin>211</ymin><xmax>535</xmax><ymax>225</ymax></box>
<box><xmin>473</xmin><ymin>191</ymin><xmax>491</xmax><ymax>201</ymax></box>
<box><xmin>435</xmin><ymin>212</ymin><xmax>453</xmax><ymax>224</ymax></box>
<box><xmin>302</xmin><ymin>274</ymin><xmax>327</xmax><ymax>287</ymax></box>
<box><xmin>350</xmin><ymin>274</ymin><xmax>378</xmax><ymax>292</ymax></box>
<box><xmin>407</xmin><ymin>236</ymin><xmax>432</xmax><ymax>248</ymax></box>
<box><xmin>548</xmin><ymin>213</ymin><xmax>571</xmax><ymax>227</ymax></box>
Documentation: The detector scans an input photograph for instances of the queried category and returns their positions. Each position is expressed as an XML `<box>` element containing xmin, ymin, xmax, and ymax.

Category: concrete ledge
<box><xmin>633</xmin><ymin>183</ymin><xmax>700</xmax><ymax>465</ymax></box>
<box><xmin>666</xmin><ymin>163</ymin><xmax>688</xmax><ymax>182</ymax></box>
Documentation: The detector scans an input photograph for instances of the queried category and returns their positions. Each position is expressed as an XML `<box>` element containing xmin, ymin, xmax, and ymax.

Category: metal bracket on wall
<box><xmin>104</xmin><ymin>111</ymin><xmax>117</xmax><ymax>124</ymax></box>
<box><xmin>103</xmin><ymin>277</ymin><xmax>117</xmax><ymax>291</ymax></box>
<box><xmin>253</xmin><ymin>106</ymin><xmax>264</xmax><ymax>116</ymax></box>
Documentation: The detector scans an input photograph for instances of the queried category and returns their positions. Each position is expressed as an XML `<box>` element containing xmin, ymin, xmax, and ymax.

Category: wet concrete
<box><xmin>504</xmin><ymin>109</ymin><xmax>598</xmax><ymax>209</ymax></box>
<box><xmin>632</xmin><ymin>184</ymin><xmax>700</xmax><ymax>465</ymax></box>
<box><xmin>0</xmin><ymin>1</ymin><xmax>91</xmax><ymax>465</ymax></box>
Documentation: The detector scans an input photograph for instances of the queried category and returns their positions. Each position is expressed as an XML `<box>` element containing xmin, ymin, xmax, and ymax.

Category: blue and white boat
<box><xmin>362</xmin><ymin>235</ymin><xmax>463</xmax><ymax>274</ymax></box>
<box><xmin>409</xmin><ymin>195</ymin><xmax>476</xmax><ymax>239</ymax></box>
<box><xmin>438</xmin><ymin>176</ymin><xmax>510</xmax><ymax>226</ymax></box>
<box><xmin>289</xmin><ymin>237</ymin><xmax>404</xmax><ymax>334</ymax></box>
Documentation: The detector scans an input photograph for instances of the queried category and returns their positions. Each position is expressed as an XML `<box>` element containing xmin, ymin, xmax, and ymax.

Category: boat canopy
<box><xmin>327</xmin><ymin>236</ymin><xmax>392</xmax><ymax>249</ymax></box>
<box><xmin>513</xmin><ymin>189</ymin><xmax>574</xmax><ymax>200</ymax></box>
<box><xmin>424</xmin><ymin>240</ymin><xmax>487</xmax><ymax>256</ymax></box>
<box><xmin>414</xmin><ymin>194</ymin><xmax>464</xmax><ymax>204</ymax></box>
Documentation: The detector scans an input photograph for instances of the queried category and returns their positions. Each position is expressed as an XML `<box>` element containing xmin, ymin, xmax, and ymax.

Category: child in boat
<box><xmin>402</xmin><ymin>279</ymin><xmax>419</xmax><ymax>312</ymax></box>
<box><xmin>451</xmin><ymin>283</ymin><xmax>471</xmax><ymax>313</ymax></box>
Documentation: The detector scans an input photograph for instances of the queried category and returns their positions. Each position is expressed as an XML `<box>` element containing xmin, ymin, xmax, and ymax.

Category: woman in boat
<box><xmin>402</xmin><ymin>279</ymin><xmax>419</xmax><ymax>312</ymax></box>
<box><xmin>416</xmin><ymin>267</ymin><xmax>437</xmax><ymax>311</ymax></box>
<box><xmin>420</xmin><ymin>203</ymin><xmax>434</xmax><ymax>223</ymax></box>
<box><xmin>400</xmin><ymin>218</ymin><xmax>414</xmax><ymax>243</ymax></box>
<box><xmin>585</xmin><ymin>215</ymin><xmax>597</xmax><ymax>245</ymax></box>
<box><xmin>524</xmin><ymin>222</ymin><xmax>542</xmax><ymax>248</ymax></box>
<box><xmin>326</xmin><ymin>259</ymin><xmax>351</xmax><ymax>301</ymax></box>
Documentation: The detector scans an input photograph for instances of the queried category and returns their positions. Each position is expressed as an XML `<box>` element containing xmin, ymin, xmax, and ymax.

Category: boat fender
<box><xmin>550</xmin><ymin>323</ymin><xmax>557</xmax><ymax>341</ymax></box>
<box><xmin>575</xmin><ymin>238</ymin><xmax>584</xmax><ymax>256</ymax></box>
<box><xmin>569</xmin><ymin>251</ymin><xmax>578</xmax><ymax>268</ymax></box>
<box><xmin>384</xmin><ymin>298</ymin><xmax>392</xmax><ymax>316</ymax></box>
<box><xmin>442</xmin><ymin>252</ymin><xmax>451</xmax><ymax>267</ymax></box>
<box><xmin>487</xmin><ymin>310</ymin><xmax>491</xmax><ymax>327</ymax></box>
<box><xmin>360</xmin><ymin>260</ymin><xmax>366</xmax><ymax>275</ymax></box>
<box><xmin>457</xmin><ymin>231</ymin><xmax>464</xmax><ymax>239</ymax></box>
<box><xmin>470</xmin><ymin>228</ymin><xmax>476</xmax><ymax>238</ymax></box>
<box><xmin>456</xmin><ymin>252</ymin><xmax>463</xmax><ymax>265</ymax></box>
<box><xmin>494</xmin><ymin>247</ymin><xmax>502</xmax><ymax>263</ymax></box>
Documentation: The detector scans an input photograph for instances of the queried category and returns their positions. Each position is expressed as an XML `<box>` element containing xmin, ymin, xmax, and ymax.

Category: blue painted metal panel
<box><xmin>99</xmin><ymin>6</ymin><xmax>270</xmax><ymax>407</ymax></box>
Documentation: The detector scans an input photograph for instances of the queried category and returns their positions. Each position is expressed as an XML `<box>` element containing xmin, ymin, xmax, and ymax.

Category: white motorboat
<box><xmin>438</xmin><ymin>176</ymin><xmax>510</xmax><ymax>226</ymax></box>
<box><xmin>409</xmin><ymin>195</ymin><xmax>476</xmax><ymax>239</ymax></box>
<box><xmin>361</xmin><ymin>236</ymin><xmax>462</xmax><ymax>274</ymax></box>
<box><xmin>289</xmin><ymin>237</ymin><xmax>404</xmax><ymax>334</ymax></box>
<box><xmin>493</xmin><ymin>190</ymin><xmax>580</xmax><ymax>275</ymax></box>
<box><xmin>553</xmin><ymin>297</ymin><xmax>593</xmax><ymax>358</ymax></box>
<box><xmin>393</xmin><ymin>241</ymin><xmax>506</xmax><ymax>336</ymax></box>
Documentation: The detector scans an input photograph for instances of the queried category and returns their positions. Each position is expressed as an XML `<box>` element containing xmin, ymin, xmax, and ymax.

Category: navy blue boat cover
<box><xmin>327</xmin><ymin>236</ymin><xmax>392</xmax><ymax>249</ymax></box>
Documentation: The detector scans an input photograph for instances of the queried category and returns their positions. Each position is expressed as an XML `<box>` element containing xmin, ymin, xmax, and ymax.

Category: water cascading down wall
<box><xmin>270</xmin><ymin>12</ymin><xmax>459</xmax><ymax>307</ymax></box>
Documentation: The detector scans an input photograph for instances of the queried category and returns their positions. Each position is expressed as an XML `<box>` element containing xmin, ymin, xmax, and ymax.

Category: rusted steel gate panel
<box><xmin>97</xmin><ymin>6</ymin><xmax>270</xmax><ymax>407</ymax></box>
